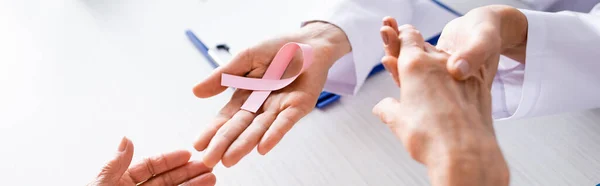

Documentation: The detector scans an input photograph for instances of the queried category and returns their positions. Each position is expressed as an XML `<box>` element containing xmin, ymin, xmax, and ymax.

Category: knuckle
<box><xmin>236</xmin><ymin>137</ymin><xmax>254</xmax><ymax>148</ymax></box>
<box><xmin>382</xmin><ymin>115</ymin><xmax>397</xmax><ymax>125</ymax></box>
<box><xmin>271</xmin><ymin>128</ymin><xmax>287</xmax><ymax>139</ymax></box>
<box><xmin>98</xmin><ymin>162</ymin><xmax>115</xmax><ymax>177</ymax></box>
<box><xmin>267</xmin><ymin>129</ymin><xmax>287</xmax><ymax>143</ymax></box>
<box><xmin>398</xmin><ymin>24</ymin><xmax>416</xmax><ymax>31</ymax></box>
<box><xmin>166</xmin><ymin>172</ymin><xmax>178</xmax><ymax>185</ymax></box>
<box><xmin>216</xmin><ymin>126</ymin><xmax>248</xmax><ymax>143</ymax></box>
<box><xmin>143</xmin><ymin>157</ymin><xmax>157</xmax><ymax>176</ymax></box>
<box><xmin>399</xmin><ymin>52</ymin><xmax>427</xmax><ymax>72</ymax></box>
<box><xmin>160</xmin><ymin>174</ymin><xmax>172</xmax><ymax>186</ymax></box>
<box><xmin>382</xmin><ymin>57</ymin><xmax>396</xmax><ymax>66</ymax></box>
<box><xmin>252</xmin><ymin>119</ymin><xmax>272</xmax><ymax>133</ymax></box>
<box><xmin>399</xmin><ymin>27</ymin><xmax>420</xmax><ymax>38</ymax></box>
<box><xmin>403</xmin><ymin>128</ymin><xmax>429</xmax><ymax>162</ymax></box>
<box><xmin>238</xmin><ymin>48</ymin><xmax>254</xmax><ymax>62</ymax></box>
<box><xmin>216</xmin><ymin>130</ymin><xmax>235</xmax><ymax>142</ymax></box>
<box><xmin>158</xmin><ymin>153</ymin><xmax>170</xmax><ymax>168</ymax></box>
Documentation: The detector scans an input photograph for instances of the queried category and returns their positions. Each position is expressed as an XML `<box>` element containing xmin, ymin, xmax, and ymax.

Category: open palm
<box><xmin>192</xmin><ymin>35</ymin><xmax>334</xmax><ymax>168</ymax></box>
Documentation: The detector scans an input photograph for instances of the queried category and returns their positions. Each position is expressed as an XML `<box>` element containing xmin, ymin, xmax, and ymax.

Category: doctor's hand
<box><xmin>436</xmin><ymin>5</ymin><xmax>528</xmax><ymax>80</ymax></box>
<box><xmin>89</xmin><ymin>137</ymin><xmax>216</xmax><ymax>186</ymax></box>
<box><xmin>375</xmin><ymin>25</ymin><xmax>509</xmax><ymax>186</ymax></box>
<box><xmin>192</xmin><ymin>22</ymin><xmax>351</xmax><ymax>168</ymax></box>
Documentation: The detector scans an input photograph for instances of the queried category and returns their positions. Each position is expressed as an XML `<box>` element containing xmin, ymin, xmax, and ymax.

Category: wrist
<box><xmin>296</xmin><ymin>21</ymin><xmax>351</xmax><ymax>68</ymax></box>
<box><xmin>488</xmin><ymin>5</ymin><xmax>528</xmax><ymax>62</ymax></box>
<box><xmin>427</xmin><ymin>137</ymin><xmax>509</xmax><ymax>186</ymax></box>
<box><xmin>483</xmin><ymin>5</ymin><xmax>528</xmax><ymax>49</ymax></box>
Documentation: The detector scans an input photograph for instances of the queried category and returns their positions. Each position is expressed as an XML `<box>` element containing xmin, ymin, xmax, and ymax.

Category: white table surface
<box><xmin>0</xmin><ymin>0</ymin><xmax>598</xmax><ymax>185</ymax></box>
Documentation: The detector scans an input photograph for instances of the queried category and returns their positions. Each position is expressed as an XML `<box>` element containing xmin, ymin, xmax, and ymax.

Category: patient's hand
<box><xmin>374</xmin><ymin>22</ymin><xmax>509</xmax><ymax>186</ymax></box>
<box><xmin>89</xmin><ymin>137</ymin><xmax>216</xmax><ymax>186</ymax></box>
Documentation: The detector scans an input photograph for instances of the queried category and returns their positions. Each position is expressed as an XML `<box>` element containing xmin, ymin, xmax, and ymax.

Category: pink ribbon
<box><xmin>221</xmin><ymin>42</ymin><xmax>313</xmax><ymax>113</ymax></box>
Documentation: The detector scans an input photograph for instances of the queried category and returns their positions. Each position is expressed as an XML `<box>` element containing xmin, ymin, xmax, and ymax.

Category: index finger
<box><xmin>126</xmin><ymin>150</ymin><xmax>192</xmax><ymax>184</ymax></box>
<box><xmin>140</xmin><ymin>161</ymin><xmax>213</xmax><ymax>186</ymax></box>
<box><xmin>397</xmin><ymin>25</ymin><xmax>425</xmax><ymax>56</ymax></box>
<box><xmin>383</xmin><ymin>16</ymin><xmax>399</xmax><ymax>33</ymax></box>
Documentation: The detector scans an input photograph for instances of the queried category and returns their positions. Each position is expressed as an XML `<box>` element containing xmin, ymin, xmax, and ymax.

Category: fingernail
<box><xmin>454</xmin><ymin>59</ymin><xmax>470</xmax><ymax>78</ymax></box>
<box><xmin>384</xmin><ymin>21</ymin><xmax>391</xmax><ymax>27</ymax></box>
<box><xmin>381</xmin><ymin>32</ymin><xmax>389</xmax><ymax>45</ymax></box>
<box><xmin>118</xmin><ymin>137</ymin><xmax>128</xmax><ymax>152</ymax></box>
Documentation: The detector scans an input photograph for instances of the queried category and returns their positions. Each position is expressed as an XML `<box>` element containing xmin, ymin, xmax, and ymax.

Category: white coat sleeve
<box><xmin>493</xmin><ymin>5</ymin><xmax>600</xmax><ymax>120</ymax></box>
<box><xmin>303</xmin><ymin>0</ymin><xmax>414</xmax><ymax>95</ymax></box>
<box><xmin>304</xmin><ymin>0</ymin><xmax>458</xmax><ymax>95</ymax></box>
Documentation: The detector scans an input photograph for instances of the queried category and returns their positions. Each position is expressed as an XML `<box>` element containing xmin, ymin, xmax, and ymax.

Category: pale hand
<box><xmin>89</xmin><ymin>137</ymin><xmax>216</xmax><ymax>186</ymax></box>
<box><xmin>192</xmin><ymin>22</ymin><xmax>351</xmax><ymax>168</ymax></box>
<box><xmin>375</xmin><ymin>22</ymin><xmax>509</xmax><ymax>186</ymax></box>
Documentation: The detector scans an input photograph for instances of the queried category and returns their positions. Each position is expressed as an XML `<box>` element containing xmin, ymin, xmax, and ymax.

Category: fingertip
<box><xmin>201</xmin><ymin>146</ymin><xmax>218</xmax><ymax>168</ymax></box>
<box><xmin>371</xmin><ymin>105</ymin><xmax>380</xmax><ymax>116</ymax></box>
<box><xmin>119</xmin><ymin>137</ymin><xmax>134</xmax><ymax>156</ymax></box>
<box><xmin>220</xmin><ymin>154</ymin><xmax>238</xmax><ymax>168</ymax></box>
<box><xmin>192</xmin><ymin>85</ymin><xmax>205</xmax><ymax>98</ymax></box>
<box><xmin>257</xmin><ymin>148</ymin><xmax>268</xmax><ymax>156</ymax></box>
<box><xmin>382</xmin><ymin>17</ymin><xmax>399</xmax><ymax>32</ymax></box>
<box><xmin>202</xmin><ymin>155</ymin><xmax>219</xmax><ymax>168</ymax></box>
<box><xmin>192</xmin><ymin>73</ymin><xmax>228</xmax><ymax>98</ymax></box>
<box><xmin>222</xmin><ymin>143</ymin><xmax>253</xmax><ymax>168</ymax></box>
<box><xmin>380</xmin><ymin>26</ymin><xmax>396</xmax><ymax>46</ymax></box>
<box><xmin>204</xmin><ymin>172</ymin><xmax>218</xmax><ymax>185</ymax></box>
<box><xmin>381</xmin><ymin>56</ymin><xmax>398</xmax><ymax>66</ymax></box>
<box><xmin>183</xmin><ymin>172</ymin><xmax>217</xmax><ymax>186</ymax></box>
<box><xmin>258</xmin><ymin>131</ymin><xmax>283</xmax><ymax>156</ymax></box>
<box><xmin>447</xmin><ymin>55</ymin><xmax>471</xmax><ymax>80</ymax></box>
<box><xmin>192</xmin><ymin>83</ymin><xmax>224</xmax><ymax>99</ymax></box>
<box><xmin>380</xmin><ymin>26</ymin><xmax>397</xmax><ymax>39</ymax></box>
<box><xmin>117</xmin><ymin>136</ymin><xmax>129</xmax><ymax>152</ymax></box>
<box><xmin>382</xmin><ymin>16</ymin><xmax>393</xmax><ymax>25</ymax></box>
<box><xmin>189</xmin><ymin>160</ymin><xmax>214</xmax><ymax>172</ymax></box>
<box><xmin>373</xmin><ymin>97</ymin><xmax>400</xmax><ymax>120</ymax></box>
<box><xmin>397</xmin><ymin>25</ymin><xmax>425</xmax><ymax>53</ymax></box>
<box><xmin>193</xmin><ymin>140</ymin><xmax>207</xmax><ymax>152</ymax></box>
<box><xmin>179</xmin><ymin>150</ymin><xmax>193</xmax><ymax>159</ymax></box>
<box><xmin>372</xmin><ymin>98</ymin><xmax>388</xmax><ymax>116</ymax></box>
<box><xmin>193</xmin><ymin>145</ymin><xmax>203</xmax><ymax>152</ymax></box>
<box><xmin>256</xmin><ymin>142</ymin><xmax>272</xmax><ymax>156</ymax></box>
<box><xmin>222</xmin><ymin>162</ymin><xmax>233</xmax><ymax>168</ymax></box>
<box><xmin>381</xmin><ymin>27</ymin><xmax>401</xmax><ymax>57</ymax></box>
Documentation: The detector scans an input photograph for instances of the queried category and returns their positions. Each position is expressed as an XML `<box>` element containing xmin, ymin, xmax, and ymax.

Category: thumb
<box><xmin>372</xmin><ymin>97</ymin><xmax>402</xmax><ymax>125</ymax></box>
<box><xmin>96</xmin><ymin>137</ymin><xmax>134</xmax><ymax>183</ymax></box>
<box><xmin>446</xmin><ymin>35</ymin><xmax>496</xmax><ymax>80</ymax></box>
<box><xmin>193</xmin><ymin>48</ymin><xmax>255</xmax><ymax>98</ymax></box>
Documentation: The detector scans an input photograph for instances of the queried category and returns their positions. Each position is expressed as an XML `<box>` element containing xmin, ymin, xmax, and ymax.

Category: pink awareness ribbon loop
<box><xmin>221</xmin><ymin>42</ymin><xmax>313</xmax><ymax>113</ymax></box>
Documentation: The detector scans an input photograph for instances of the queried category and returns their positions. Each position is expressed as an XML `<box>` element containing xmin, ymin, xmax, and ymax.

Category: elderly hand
<box><xmin>437</xmin><ymin>5</ymin><xmax>528</xmax><ymax>80</ymax></box>
<box><xmin>374</xmin><ymin>22</ymin><xmax>509</xmax><ymax>186</ymax></box>
<box><xmin>192</xmin><ymin>22</ymin><xmax>351</xmax><ymax>168</ymax></box>
<box><xmin>89</xmin><ymin>137</ymin><xmax>216</xmax><ymax>186</ymax></box>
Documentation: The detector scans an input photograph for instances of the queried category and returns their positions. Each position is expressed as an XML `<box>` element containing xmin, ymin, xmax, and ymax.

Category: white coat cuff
<box><xmin>302</xmin><ymin>1</ymin><xmax>413</xmax><ymax>95</ymax></box>
<box><xmin>504</xmin><ymin>10</ymin><xmax>547</xmax><ymax>120</ymax></box>
<box><xmin>492</xmin><ymin>10</ymin><xmax>547</xmax><ymax>120</ymax></box>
